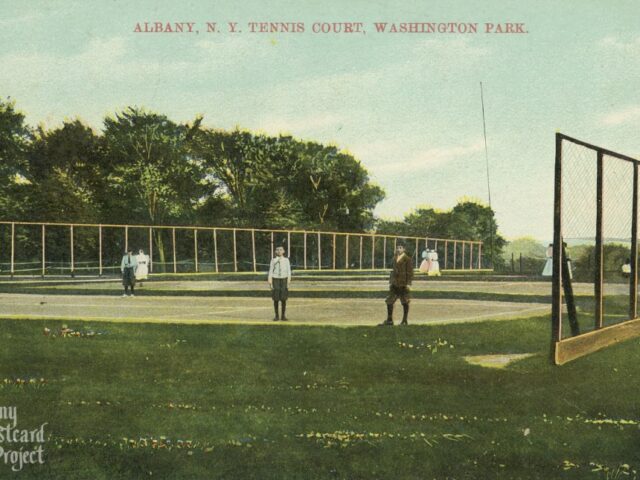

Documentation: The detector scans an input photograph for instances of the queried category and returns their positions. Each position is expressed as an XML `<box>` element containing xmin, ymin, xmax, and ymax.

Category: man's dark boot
<box><xmin>400</xmin><ymin>303</ymin><xmax>409</xmax><ymax>325</ymax></box>
<box><xmin>273</xmin><ymin>301</ymin><xmax>279</xmax><ymax>321</ymax></box>
<box><xmin>281</xmin><ymin>301</ymin><xmax>288</xmax><ymax>321</ymax></box>
<box><xmin>379</xmin><ymin>303</ymin><xmax>394</xmax><ymax>326</ymax></box>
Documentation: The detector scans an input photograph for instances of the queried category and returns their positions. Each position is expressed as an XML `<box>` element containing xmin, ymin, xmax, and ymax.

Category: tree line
<box><xmin>0</xmin><ymin>98</ymin><xmax>504</xmax><ymax>266</ymax></box>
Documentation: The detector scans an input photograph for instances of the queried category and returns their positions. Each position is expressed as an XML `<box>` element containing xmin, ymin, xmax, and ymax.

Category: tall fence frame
<box><xmin>552</xmin><ymin>133</ymin><xmax>640</xmax><ymax>364</ymax></box>
<box><xmin>0</xmin><ymin>221</ymin><xmax>485</xmax><ymax>277</ymax></box>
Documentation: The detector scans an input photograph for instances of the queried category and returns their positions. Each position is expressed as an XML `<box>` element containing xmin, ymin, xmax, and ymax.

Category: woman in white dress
<box><xmin>427</xmin><ymin>249</ymin><xmax>441</xmax><ymax>276</ymax></box>
<box><xmin>542</xmin><ymin>244</ymin><xmax>553</xmax><ymax>277</ymax></box>
<box><xmin>135</xmin><ymin>249</ymin><xmax>150</xmax><ymax>285</ymax></box>
<box><xmin>419</xmin><ymin>249</ymin><xmax>429</xmax><ymax>273</ymax></box>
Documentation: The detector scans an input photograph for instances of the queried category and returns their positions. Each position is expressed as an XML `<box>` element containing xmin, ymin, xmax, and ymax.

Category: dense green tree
<box><xmin>102</xmin><ymin>107</ymin><xmax>208</xmax><ymax>268</ymax></box>
<box><xmin>376</xmin><ymin>200</ymin><xmax>506</xmax><ymax>267</ymax></box>
<box><xmin>0</xmin><ymin>98</ymin><xmax>31</xmax><ymax>218</ymax></box>
<box><xmin>24</xmin><ymin>120</ymin><xmax>104</xmax><ymax>223</ymax></box>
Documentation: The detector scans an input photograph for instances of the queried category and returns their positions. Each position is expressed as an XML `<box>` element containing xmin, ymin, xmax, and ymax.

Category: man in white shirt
<box><xmin>120</xmin><ymin>248</ymin><xmax>138</xmax><ymax>297</ymax></box>
<box><xmin>268</xmin><ymin>246</ymin><xmax>292</xmax><ymax>321</ymax></box>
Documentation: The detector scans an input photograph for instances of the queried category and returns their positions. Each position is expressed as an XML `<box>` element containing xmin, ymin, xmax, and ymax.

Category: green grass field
<box><xmin>1</xmin><ymin>314</ymin><xmax>639</xmax><ymax>479</ymax></box>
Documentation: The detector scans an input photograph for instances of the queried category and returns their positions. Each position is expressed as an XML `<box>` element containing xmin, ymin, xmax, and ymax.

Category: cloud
<box><xmin>599</xmin><ymin>35</ymin><xmax>640</xmax><ymax>54</ymax></box>
<box><xmin>602</xmin><ymin>105</ymin><xmax>640</xmax><ymax>126</ymax></box>
<box><xmin>251</xmin><ymin>112</ymin><xmax>344</xmax><ymax>135</ymax></box>
<box><xmin>351</xmin><ymin>139</ymin><xmax>485</xmax><ymax>174</ymax></box>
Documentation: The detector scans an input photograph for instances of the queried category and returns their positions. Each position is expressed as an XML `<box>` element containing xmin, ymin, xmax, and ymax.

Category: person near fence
<box><xmin>427</xmin><ymin>249</ymin><xmax>441</xmax><ymax>276</ymax></box>
<box><xmin>120</xmin><ymin>249</ymin><xmax>138</xmax><ymax>297</ymax></box>
<box><xmin>268</xmin><ymin>246</ymin><xmax>292</xmax><ymax>321</ymax></box>
<box><xmin>542</xmin><ymin>244</ymin><xmax>553</xmax><ymax>277</ymax></box>
<box><xmin>135</xmin><ymin>249</ymin><xmax>150</xmax><ymax>286</ymax></box>
<box><xmin>419</xmin><ymin>248</ymin><xmax>430</xmax><ymax>273</ymax></box>
<box><xmin>379</xmin><ymin>241</ymin><xmax>414</xmax><ymax>326</ymax></box>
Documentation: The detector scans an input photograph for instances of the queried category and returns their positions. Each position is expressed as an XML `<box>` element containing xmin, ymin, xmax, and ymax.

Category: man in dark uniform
<box><xmin>379</xmin><ymin>241</ymin><xmax>414</xmax><ymax>326</ymax></box>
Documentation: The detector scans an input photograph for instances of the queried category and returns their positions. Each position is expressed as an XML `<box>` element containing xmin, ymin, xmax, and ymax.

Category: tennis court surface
<box><xmin>0</xmin><ymin>278</ymin><xmax>553</xmax><ymax>326</ymax></box>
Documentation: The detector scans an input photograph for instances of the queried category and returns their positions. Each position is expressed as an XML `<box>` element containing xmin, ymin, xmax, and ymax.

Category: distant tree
<box><xmin>24</xmin><ymin>120</ymin><xmax>104</xmax><ymax>223</ymax></box>
<box><xmin>503</xmin><ymin>237</ymin><xmax>546</xmax><ymax>261</ymax></box>
<box><xmin>376</xmin><ymin>199</ymin><xmax>506</xmax><ymax>268</ymax></box>
<box><xmin>191</xmin><ymin>130</ymin><xmax>385</xmax><ymax>231</ymax></box>
<box><xmin>102</xmin><ymin>107</ymin><xmax>207</xmax><ymax>269</ymax></box>
<box><xmin>0</xmin><ymin>98</ymin><xmax>31</xmax><ymax>218</ymax></box>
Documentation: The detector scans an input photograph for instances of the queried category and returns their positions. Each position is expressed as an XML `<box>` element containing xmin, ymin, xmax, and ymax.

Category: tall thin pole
<box><xmin>480</xmin><ymin>82</ymin><xmax>495</xmax><ymax>268</ymax></box>
<box><xmin>594</xmin><ymin>151</ymin><xmax>604</xmax><ymax>329</ymax></box>
<box><xmin>631</xmin><ymin>163</ymin><xmax>639</xmax><ymax>320</ymax></box>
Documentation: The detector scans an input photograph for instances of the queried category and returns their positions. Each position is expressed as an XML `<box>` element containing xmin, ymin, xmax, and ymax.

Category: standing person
<box><xmin>427</xmin><ymin>249</ymin><xmax>441</xmax><ymax>276</ymax></box>
<box><xmin>542</xmin><ymin>244</ymin><xmax>553</xmax><ymax>277</ymax></box>
<box><xmin>135</xmin><ymin>249</ymin><xmax>150</xmax><ymax>286</ymax></box>
<box><xmin>268</xmin><ymin>245</ymin><xmax>292</xmax><ymax>321</ymax></box>
<box><xmin>120</xmin><ymin>248</ymin><xmax>138</xmax><ymax>297</ymax></box>
<box><xmin>419</xmin><ymin>248</ymin><xmax>429</xmax><ymax>273</ymax></box>
<box><xmin>379</xmin><ymin>241</ymin><xmax>414</xmax><ymax>326</ymax></box>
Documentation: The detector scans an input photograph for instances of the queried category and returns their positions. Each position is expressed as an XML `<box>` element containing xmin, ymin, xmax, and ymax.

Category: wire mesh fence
<box><xmin>0</xmin><ymin>221</ymin><xmax>484</xmax><ymax>277</ymax></box>
<box><xmin>553</xmin><ymin>133</ymin><xmax>640</xmax><ymax>358</ymax></box>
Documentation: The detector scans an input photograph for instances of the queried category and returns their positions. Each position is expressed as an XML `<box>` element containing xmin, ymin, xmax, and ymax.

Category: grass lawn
<box><xmin>0</xmin><ymin>314</ymin><xmax>639</xmax><ymax>479</ymax></box>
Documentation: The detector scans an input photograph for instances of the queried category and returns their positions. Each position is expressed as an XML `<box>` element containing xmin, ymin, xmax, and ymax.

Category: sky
<box><xmin>1</xmin><ymin>0</ymin><xmax>639</xmax><ymax>240</ymax></box>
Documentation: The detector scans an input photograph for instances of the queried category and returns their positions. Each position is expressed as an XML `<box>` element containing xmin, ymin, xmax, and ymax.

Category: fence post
<box><xmin>332</xmin><ymin>233</ymin><xmax>336</xmax><ymax>270</ymax></box>
<box><xmin>359</xmin><ymin>236</ymin><xmax>363</xmax><ymax>270</ymax></box>
<box><xmin>470</xmin><ymin>242</ymin><xmax>474</xmax><ymax>270</ymax></box>
<box><xmin>371</xmin><ymin>235</ymin><xmax>375</xmax><ymax>269</ymax></box>
<box><xmin>213</xmin><ymin>229</ymin><xmax>219</xmax><ymax>273</ymax></box>
<box><xmin>444</xmin><ymin>241</ymin><xmax>448</xmax><ymax>270</ymax></box>
<box><xmin>511</xmin><ymin>252</ymin><xmax>515</xmax><ymax>273</ymax></box>
<box><xmin>99</xmin><ymin>225</ymin><xmax>103</xmax><ymax>277</ymax></box>
<box><xmin>453</xmin><ymin>241</ymin><xmax>457</xmax><ymax>269</ymax></box>
<box><xmin>631</xmin><ymin>163</ymin><xmax>639</xmax><ymax>320</ymax></box>
<box><xmin>172</xmin><ymin>228</ymin><xmax>177</xmax><ymax>274</ymax></box>
<box><xmin>317</xmin><ymin>232</ymin><xmax>321</xmax><ymax>270</ymax></box>
<box><xmin>271</xmin><ymin>232</ymin><xmax>274</xmax><ymax>259</ymax></box>
<box><xmin>70</xmin><ymin>225</ymin><xmax>74</xmax><ymax>277</ymax></box>
<box><xmin>304</xmin><ymin>232</ymin><xmax>307</xmax><ymax>270</ymax></box>
<box><xmin>148</xmin><ymin>227</ymin><xmax>153</xmax><ymax>273</ymax></box>
<box><xmin>519</xmin><ymin>252</ymin><xmax>523</xmax><ymax>274</ymax></box>
<box><xmin>251</xmin><ymin>229</ymin><xmax>257</xmax><ymax>273</ymax></box>
<box><xmin>194</xmin><ymin>229</ymin><xmax>199</xmax><ymax>273</ymax></box>
<box><xmin>287</xmin><ymin>231</ymin><xmax>291</xmax><ymax>261</ymax></box>
<box><xmin>345</xmin><ymin>234</ymin><xmax>349</xmax><ymax>269</ymax></box>
<box><xmin>125</xmin><ymin>225</ymin><xmax>128</xmax><ymax>252</ymax></box>
<box><xmin>233</xmin><ymin>228</ymin><xmax>238</xmax><ymax>273</ymax></box>
<box><xmin>478</xmin><ymin>243</ymin><xmax>482</xmax><ymax>269</ymax></box>
<box><xmin>594</xmin><ymin>150</ymin><xmax>604</xmax><ymax>330</ymax></box>
<box><xmin>10</xmin><ymin>222</ymin><xmax>14</xmax><ymax>278</ymax></box>
<box><xmin>41</xmin><ymin>224</ymin><xmax>45</xmax><ymax>278</ymax></box>
<box><xmin>383</xmin><ymin>236</ymin><xmax>387</xmax><ymax>269</ymax></box>
<box><xmin>415</xmin><ymin>238</ymin><xmax>419</xmax><ymax>268</ymax></box>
